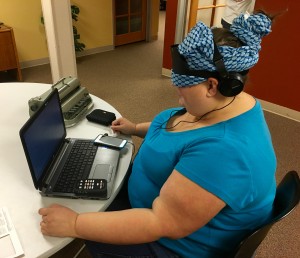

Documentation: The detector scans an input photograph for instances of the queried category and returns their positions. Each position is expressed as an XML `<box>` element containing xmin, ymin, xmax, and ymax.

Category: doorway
<box><xmin>114</xmin><ymin>0</ymin><xmax>147</xmax><ymax>46</ymax></box>
<box><xmin>188</xmin><ymin>0</ymin><xmax>226</xmax><ymax>31</ymax></box>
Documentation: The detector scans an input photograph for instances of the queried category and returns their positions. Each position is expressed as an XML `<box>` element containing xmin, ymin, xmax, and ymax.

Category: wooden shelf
<box><xmin>0</xmin><ymin>25</ymin><xmax>22</xmax><ymax>81</ymax></box>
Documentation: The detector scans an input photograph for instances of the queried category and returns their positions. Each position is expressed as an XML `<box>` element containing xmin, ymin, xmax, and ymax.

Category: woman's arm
<box><xmin>38</xmin><ymin>170</ymin><xmax>226</xmax><ymax>244</ymax></box>
<box><xmin>111</xmin><ymin>117</ymin><xmax>150</xmax><ymax>138</ymax></box>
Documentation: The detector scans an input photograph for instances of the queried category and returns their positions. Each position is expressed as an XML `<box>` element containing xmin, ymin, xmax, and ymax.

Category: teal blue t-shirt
<box><xmin>128</xmin><ymin>100</ymin><xmax>277</xmax><ymax>258</ymax></box>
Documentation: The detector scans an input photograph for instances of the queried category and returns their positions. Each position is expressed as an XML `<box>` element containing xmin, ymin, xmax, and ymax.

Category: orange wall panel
<box><xmin>248</xmin><ymin>0</ymin><xmax>300</xmax><ymax>112</ymax></box>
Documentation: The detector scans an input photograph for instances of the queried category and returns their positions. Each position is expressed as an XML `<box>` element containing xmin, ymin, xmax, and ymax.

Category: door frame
<box><xmin>113</xmin><ymin>0</ymin><xmax>152</xmax><ymax>46</ymax></box>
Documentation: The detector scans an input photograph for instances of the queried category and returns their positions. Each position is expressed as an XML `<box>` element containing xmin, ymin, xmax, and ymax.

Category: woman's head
<box><xmin>171</xmin><ymin>11</ymin><xmax>272</xmax><ymax>95</ymax></box>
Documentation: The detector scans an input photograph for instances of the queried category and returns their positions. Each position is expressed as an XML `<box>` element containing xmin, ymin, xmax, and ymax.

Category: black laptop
<box><xmin>19</xmin><ymin>89</ymin><xmax>120</xmax><ymax>199</ymax></box>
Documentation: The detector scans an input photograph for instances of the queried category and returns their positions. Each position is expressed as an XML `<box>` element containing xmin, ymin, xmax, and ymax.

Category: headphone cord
<box><xmin>161</xmin><ymin>96</ymin><xmax>236</xmax><ymax>130</ymax></box>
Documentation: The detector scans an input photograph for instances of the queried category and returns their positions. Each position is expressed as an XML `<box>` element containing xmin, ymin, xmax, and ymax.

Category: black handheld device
<box><xmin>75</xmin><ymin>179</ymin><xmax>107</xmax><ymax>197</ymax></box>
<box><xmin>86</xmin><ymin>109</ymin><xmax>116</xmax><ymax>126</ymax></box>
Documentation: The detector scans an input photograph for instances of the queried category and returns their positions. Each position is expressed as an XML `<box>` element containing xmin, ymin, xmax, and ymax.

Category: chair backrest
<box><xmin>232</xmin><ymin>170</ymin><xmax>300</xmax><ymax>258</ymax></box>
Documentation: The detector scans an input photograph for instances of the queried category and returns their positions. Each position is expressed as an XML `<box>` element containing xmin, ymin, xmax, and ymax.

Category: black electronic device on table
<box><xmin>75</xmin><ymin>179</ymin><xmax>107</xmax><ymax>197</ymax></box>
<box><xmin>86</xmin><ymin>109</ymin><xmax>116</xmax><ymax>126</ymax></box>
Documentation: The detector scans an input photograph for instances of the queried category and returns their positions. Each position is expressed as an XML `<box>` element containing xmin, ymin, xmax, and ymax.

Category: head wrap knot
<box><xmin>230</xmin><ymin>12</ymin><xmax>272</xmax><ymax>48</ymax></box>
<box><xmin>171</xmin><ymin>12</ymin><xmax>272</xmax><ymax>87</ymax></box>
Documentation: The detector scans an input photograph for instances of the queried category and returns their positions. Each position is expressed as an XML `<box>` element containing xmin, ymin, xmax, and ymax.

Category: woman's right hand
<box><xmin>111</xmin><ymin>117</ymin><xmax>136</xmax><ymax>135</ymax></box>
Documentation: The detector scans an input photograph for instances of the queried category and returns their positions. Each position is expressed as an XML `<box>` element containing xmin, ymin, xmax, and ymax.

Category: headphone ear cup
<box><xmin>217</xmin><ymin>73</ymin><xmax>244</xmax><ymax>97</ymax></box>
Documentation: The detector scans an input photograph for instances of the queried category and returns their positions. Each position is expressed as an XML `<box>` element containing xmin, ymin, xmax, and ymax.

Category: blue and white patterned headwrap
<box><xmin>171</xmin><ymin>12</ymin><xmax>272</xmax><ymax>87</ymax></box>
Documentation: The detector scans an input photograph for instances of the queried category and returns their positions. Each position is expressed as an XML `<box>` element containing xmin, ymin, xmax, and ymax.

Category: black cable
<box><xmin>160</xmin><ymin>96</ymin><xmax>236</xmax><ymax>130</ymax></box>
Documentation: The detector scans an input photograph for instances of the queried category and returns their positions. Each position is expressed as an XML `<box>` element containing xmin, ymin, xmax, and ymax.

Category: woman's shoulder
<box><xmin>224</xmin><ymin>92</ymin><xmax>261</xmax><ymax>121</ymax></box>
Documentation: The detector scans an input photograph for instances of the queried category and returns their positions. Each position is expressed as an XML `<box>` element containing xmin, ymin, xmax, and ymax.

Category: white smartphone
<box><xmin>94</xmin><ymin>134</ymin><xmax>127</xmax><ymax>149</ymax></box>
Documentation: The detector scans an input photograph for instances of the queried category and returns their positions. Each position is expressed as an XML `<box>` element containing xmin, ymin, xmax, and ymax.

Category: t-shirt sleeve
<box><xmin>175</xmin><ymin>137</ymin><xmax>254</xmax><ymax>211</ymax></box>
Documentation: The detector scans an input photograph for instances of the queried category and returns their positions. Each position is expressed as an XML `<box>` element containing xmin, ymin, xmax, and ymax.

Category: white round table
<box><xmin>0</xmin><ymin>83</ymin><xmax>132</xmax><ymax>258</ymax></box>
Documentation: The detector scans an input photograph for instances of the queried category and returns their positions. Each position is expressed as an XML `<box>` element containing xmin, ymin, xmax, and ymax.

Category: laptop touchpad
<box><xmin>92</xmin><ymin>164</ymin><xmax>113</xmax><ymax>182</ymax></box>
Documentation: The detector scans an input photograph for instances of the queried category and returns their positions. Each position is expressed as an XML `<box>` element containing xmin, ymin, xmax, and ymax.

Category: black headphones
<box><xmin>171</xmin><ymin>44</ymin><xmax>247</xmax><ymax>97</ymax></box>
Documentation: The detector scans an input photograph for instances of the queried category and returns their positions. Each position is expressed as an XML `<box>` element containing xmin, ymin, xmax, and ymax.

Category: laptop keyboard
<box><xmin>53</xmin><ymin>140</ymin><xmax>98</xmax><ymax>193</ymax></box>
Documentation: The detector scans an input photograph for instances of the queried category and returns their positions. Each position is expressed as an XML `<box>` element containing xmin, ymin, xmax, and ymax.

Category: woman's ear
<box><xmin>206</xmin><ymin>78</ymin><xmax>219</xmax><ymax>97</ymax></box>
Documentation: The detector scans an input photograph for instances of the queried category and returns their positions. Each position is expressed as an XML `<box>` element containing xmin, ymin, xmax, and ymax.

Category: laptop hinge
<box><xmin>40</xmin><ymin>139</ymin><xmax>71</xmax><ymax>191</ymax></box>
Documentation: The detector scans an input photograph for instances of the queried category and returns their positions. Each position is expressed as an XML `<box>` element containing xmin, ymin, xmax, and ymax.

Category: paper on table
<box><xmin>0</xmin><ymin>207</ymin><xmax>24</xmax><ymax>258</ymax></box>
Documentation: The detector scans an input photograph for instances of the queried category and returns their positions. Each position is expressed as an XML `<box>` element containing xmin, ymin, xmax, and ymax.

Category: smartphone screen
<box><xmin>94</xmin><ymin>134</ymin><xmax>127</xmax><ymax>149</ymax></box>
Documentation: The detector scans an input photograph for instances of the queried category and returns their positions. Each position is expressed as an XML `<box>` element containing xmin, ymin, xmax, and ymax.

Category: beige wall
<box><xmin>0</xmin><ymin>0</ymin><xmax>159</xmax><ymax>66</ymax></box>
<box><xmin>0</xmin><ymin>0</ymin><xmax>49</xmax><ymax>62</ymax></box>
<box><xmin>71</xmin><ymin>0</ymin><xmax>113</xmax><ymax>50</ymax></box>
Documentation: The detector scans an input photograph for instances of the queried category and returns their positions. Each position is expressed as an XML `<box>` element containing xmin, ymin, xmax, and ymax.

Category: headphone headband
<box><xmin>212</xmin><ymin>42</ymin><xmax>228</xmax><ymax>79</ymax></box>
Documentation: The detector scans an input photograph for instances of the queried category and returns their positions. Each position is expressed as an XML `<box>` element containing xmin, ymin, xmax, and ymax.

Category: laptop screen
<box><xmin>20</xmin><ymin>89</ymin><xmax>66</xmax><ymax>189</ymax></box>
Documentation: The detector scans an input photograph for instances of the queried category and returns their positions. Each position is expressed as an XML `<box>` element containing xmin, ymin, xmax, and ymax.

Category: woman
<box><xmin>39</xmin><ymin>11</ymin><xmax>277</xmax><ymax>258</ymax></box>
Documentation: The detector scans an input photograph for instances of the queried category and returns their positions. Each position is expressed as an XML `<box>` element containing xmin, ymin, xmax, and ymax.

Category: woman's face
<box><xmin>176</xmin><ymin>83</ymin><xmax>208</xmax><ymax>116</ymax></box>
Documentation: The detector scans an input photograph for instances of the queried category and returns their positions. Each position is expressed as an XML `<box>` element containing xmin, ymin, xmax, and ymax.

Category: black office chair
<box><xmin>231</xmin><ymin>170</ymin><xmax>300</xmax><ymax>258</ymax></box>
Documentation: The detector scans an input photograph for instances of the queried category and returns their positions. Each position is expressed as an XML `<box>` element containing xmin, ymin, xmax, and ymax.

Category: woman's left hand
<box><xmin>38</xmin><ymin>204</ymin><xmax>79</xmax><ymax>237</ymax></box>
